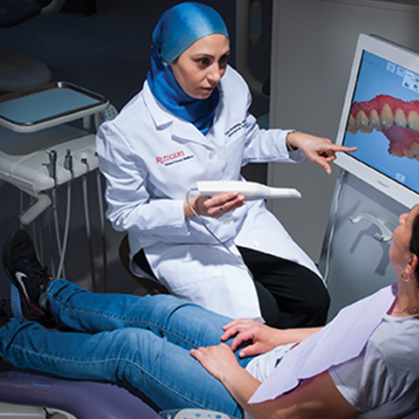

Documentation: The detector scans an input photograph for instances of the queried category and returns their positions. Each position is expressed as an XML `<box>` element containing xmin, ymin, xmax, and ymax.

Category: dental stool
<box><xmin>119</xmin><ymin>234</ymin><xmax>169</xmax><ymax>296</ymax></box>
<box><xmin>0</xmin><ymin>358</ymin><xmax>162</xmax><ymax>419</ymax></box>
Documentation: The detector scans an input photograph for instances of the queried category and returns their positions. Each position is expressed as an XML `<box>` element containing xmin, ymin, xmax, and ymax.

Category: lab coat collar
<box><xmin>143</xmin><ymin>81</ymin><xmax>174</xmax><ymax>130</ymax></box>
<box><xmin>171</xmin><ymin>118</ymin><xmax>214</xmax><ymax>148</ymax></box>
<box><xmin>144</xmin><ymin>80</ymin><xmax>219</xmax><ymax>149</ymax></box>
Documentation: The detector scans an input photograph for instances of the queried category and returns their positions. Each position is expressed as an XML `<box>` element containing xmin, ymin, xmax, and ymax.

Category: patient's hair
<box><xmin>410</xmin><ymin>209</ymin><xmax>419</xmax><ymax>285</ymax></box>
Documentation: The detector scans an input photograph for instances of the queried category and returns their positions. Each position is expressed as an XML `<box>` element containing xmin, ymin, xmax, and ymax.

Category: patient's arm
<box><xmin>221</xmin><ymin>318</ymin><xmax>322</xmax><ymax>358</ymax></box>
<box><xmin>190</xmin><ymin>344</ymin><xmax>360</xmax><ymax>419</ymax></box>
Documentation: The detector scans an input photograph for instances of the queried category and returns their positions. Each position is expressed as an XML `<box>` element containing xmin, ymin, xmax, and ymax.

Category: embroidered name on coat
<box><xmin>225</xmin><ymin>119</ymin><xmax>246</xmax><ymax>137</ymax></box>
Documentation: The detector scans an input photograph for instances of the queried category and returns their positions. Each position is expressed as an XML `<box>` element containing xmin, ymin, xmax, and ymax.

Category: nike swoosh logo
<box><xmin>15</xmin><ymin>272</ymin><xmax>30</xmax><ymax>302</ymax></box>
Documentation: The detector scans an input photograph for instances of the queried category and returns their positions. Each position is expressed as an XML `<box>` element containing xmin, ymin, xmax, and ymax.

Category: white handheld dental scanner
<box><xmin>196</xmin><ymin>181</ymin><xmax>301</xmax><ymax>200</ymax></box>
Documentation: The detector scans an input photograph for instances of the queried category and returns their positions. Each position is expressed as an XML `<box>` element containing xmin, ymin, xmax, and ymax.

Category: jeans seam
<box><xmin>52</xmin><ymin>299</ymin><xmax>205</xmax><ymax>349</ymax></box>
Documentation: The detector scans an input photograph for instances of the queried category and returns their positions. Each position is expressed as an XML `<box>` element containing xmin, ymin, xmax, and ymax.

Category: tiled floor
<box><xmin>0</xmin><ymin>0</ymin><xmax>272</xmax><ymax>297</ymax></box>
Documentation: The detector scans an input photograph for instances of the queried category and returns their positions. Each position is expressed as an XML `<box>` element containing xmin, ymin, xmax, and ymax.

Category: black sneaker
<box><xmin>2</xmin><ymin>230</ymin><xmax>52</xmax><ymax>321</ymax></box>
<box><xmin>0</xmin><ymin>299</ymin><xmax>11</xmax><ymax>328</ymax></box>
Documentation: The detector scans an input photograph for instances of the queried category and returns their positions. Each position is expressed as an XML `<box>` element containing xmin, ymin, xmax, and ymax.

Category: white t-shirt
<box><xmin>245</xmin><ymin>314</ymin><xmax>419</xmax><ymax>419</ymax></box>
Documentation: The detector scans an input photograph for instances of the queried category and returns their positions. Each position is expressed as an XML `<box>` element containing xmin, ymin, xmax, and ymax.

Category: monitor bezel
<box><xmin>334</xmin><ymin>33</ymin><xmax>419</xmax><ymax>208</ymax></box>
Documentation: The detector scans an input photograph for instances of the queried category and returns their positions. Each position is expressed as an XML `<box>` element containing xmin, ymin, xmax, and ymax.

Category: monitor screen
<box><xmin>335</xmin><ymin>34</ymin><xmax>419</xmax><ymax>208</ymax></box>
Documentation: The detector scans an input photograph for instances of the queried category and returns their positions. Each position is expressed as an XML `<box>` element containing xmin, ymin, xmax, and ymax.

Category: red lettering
<box><xmin>155</xmin><ymin>150</ymin><xmax>185</xmax><ymax>164</ymax></box>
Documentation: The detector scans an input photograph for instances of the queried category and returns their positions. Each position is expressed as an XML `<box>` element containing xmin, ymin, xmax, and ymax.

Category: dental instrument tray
<box><xmin>0</xmin><ymin>81</ymin><xmax>109</xmax><ymax>133</ymax></box>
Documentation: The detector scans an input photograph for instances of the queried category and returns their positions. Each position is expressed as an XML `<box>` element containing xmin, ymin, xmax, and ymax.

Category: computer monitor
<box><xmin>335</xmin><ymin>33</ymin><xmax>419</xmax><ymax>208</ymax></box>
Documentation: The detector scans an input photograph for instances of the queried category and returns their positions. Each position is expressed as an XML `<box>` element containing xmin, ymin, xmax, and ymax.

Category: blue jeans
<box><xmin>0</xmin><ymin>279</ymin><xmax>254</xmax><ymax>417</ymax></box>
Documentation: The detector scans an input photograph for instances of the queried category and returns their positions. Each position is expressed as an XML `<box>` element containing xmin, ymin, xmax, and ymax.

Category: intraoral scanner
<box><xmin>196</xmin><ymin>180</ymin><xmax>301</xmax><ymax>200</ymax></box>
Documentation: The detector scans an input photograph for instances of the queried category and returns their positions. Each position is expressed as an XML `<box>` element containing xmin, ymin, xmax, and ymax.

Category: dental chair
<box><xmin>0</xmin><ymin>358</ymin><xmax>162</xmax><ymax>418</ymax></box>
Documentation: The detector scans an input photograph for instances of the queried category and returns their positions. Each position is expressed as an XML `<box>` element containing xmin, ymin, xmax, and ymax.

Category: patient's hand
<box><xmin>221</xmin><ymin>319</ymin><xmax>281</xmax><ymax>358</ymax></box>
<box><xmin>190</xmin><ymin>343</ymin><xmax>240</xmax><ymax>382</ymax></box>
<box><xmin>221</xmin><ymin>319</ymin><xmax>322</xmax><ymax>358</ymax></box>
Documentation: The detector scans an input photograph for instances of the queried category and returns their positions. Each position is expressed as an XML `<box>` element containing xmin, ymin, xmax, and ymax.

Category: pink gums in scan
<box><xmin>347</xmin><ymin>94</ymin><xmax>419</xmax><ymax>160</ymax></box>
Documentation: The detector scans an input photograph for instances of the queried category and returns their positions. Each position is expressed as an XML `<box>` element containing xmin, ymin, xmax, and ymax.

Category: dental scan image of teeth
<box><xmin>342</xmin><ymin>50</ymin><xmax>419</xmax><ymax>196</ymax></box>
<box><xmin>347</xmin><ymin>94</ymin><xmax>419</xmax><ymax>159</ymax></box>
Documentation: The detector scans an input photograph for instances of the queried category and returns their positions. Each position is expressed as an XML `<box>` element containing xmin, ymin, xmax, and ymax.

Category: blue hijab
<box><xmin>146</xmin><ymin>2</ymin><xmax>229</xmax><ymax>135</ymax></box>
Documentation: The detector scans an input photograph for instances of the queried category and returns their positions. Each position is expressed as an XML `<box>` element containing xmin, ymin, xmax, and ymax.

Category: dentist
<box><xmin>96</xmin><ymin>2</ymin><xmax>353</xmax><ymax>327</ymax></box>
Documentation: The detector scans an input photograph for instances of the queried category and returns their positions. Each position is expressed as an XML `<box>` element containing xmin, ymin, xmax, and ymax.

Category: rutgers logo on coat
<box><xmin>156</xmin><ymin>150</ymin><xmax>185</xmax><ymax>164</ymax></box>
<box><xmin>155</xmin><ymin>150</ymin><xmax>194</xmax><ymax>167</ymax></box>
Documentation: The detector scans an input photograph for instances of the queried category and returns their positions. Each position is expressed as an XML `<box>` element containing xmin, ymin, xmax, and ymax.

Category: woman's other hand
<box><xmin>184</xmin><ymin>192</ymin><xmax>245</xmax><ymax>219</ymax></box>
<box><xmin>287</xmin><ymin>131</ymin><xmax>357</xmax><ymax>174</ymax></box>
<box><xmin>190</xmin><ymin>343</ymin><xmax>240</xmax><ymax>382</ymax></box>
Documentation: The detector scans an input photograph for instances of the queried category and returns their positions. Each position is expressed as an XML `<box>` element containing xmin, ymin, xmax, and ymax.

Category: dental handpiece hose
<box><xmin>47</xmin><ymin>149</ymin><xmax>65</xmax><ymax>277</ymax></box>
<box><xmin>57</xmin><ymin>149</ymin><xmax>74</xmax><ymax>278</ymax></box>
<box><xmin>48</xmin><ymin>150</ymin><xmax>57</xmax><ymax>187</ymax></box>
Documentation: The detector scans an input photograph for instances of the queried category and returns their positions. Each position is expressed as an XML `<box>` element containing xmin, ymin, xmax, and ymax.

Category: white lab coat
<box><xmin>96</xmin><ymin>65</ymin><xmax>321</xmax><ymax>320</ymax></box>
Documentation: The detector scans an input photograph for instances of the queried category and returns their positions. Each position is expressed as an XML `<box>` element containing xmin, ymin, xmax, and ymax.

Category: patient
<box><xmin>0</xmin><ymin>204</ymin><xmax>419</xmax><ymax>419</ymax></box>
